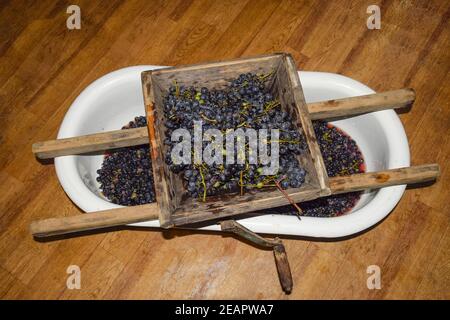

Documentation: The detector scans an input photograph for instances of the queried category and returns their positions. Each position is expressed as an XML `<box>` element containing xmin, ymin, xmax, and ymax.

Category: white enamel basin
<box><xmin>55</xmin><ymin>66</ymin><xmax>410</xmax><ymax>238</ymax></box>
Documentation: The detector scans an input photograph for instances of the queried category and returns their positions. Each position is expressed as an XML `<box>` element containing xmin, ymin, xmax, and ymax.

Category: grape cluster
<box><xmin>264</xmin><ymin>121</ymin><xmax>365</xmax><ymax>217</ymax></box>
<box><xmin>162</xmin><ymin>72</ymin><xmax>307</xmax><ymax>200</ymax></box>
<box><xmin>314</xmin><ymin>120</ymin><xmax>364</xmax><ymax>177</ymax></box>
<box><xmin>96</xmin><ymin>117</ymin><xmax>155</xmax><ymax>206</ymax></box>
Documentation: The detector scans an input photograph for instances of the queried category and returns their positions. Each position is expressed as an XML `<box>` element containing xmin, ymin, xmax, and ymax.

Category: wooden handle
<box><xmin>329</xmin><ymin>164</ymin><xmax>440</xmax><ymax>194</ymax></box>
<box><xmin>308</xmin><ymin>88</ymin><xmax>415</xmax><ymax>120</ymax></box>
<box><xmin>32</xmin><ymin>127</ymin><xmax>149</xmax><ymax>159</ymax></box>
<box><xmin>30</xmin><ymin>164</ymin><xmax>438</xmax><ymax>238</ymax></box>
<box><xmin>30</xmin><ymin>204</ymin><xmax>159</xmax><ymax>237</ymax></box>
<box><xmin>273</xmin><ymin>244</ymin><xmax>293</xmax><ymax>294</ymax></box>
<box><xmin>32</xmin><ymin>89</ymin><xmax>415</xmax><ymax>159</ymax></box>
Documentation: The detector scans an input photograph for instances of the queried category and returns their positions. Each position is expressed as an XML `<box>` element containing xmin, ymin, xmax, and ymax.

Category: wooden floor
<box><xmin>1</xmin><ymin>0</ymin><xmax>449</xmax><ymax>299</ymax></box>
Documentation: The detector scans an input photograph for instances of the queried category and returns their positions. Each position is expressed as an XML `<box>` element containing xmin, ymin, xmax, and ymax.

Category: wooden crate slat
<box><xmin>142</xmin><ymin>72</ymin><xmax>174</xmax><ymax>228</ymax></box>
<box><xmin>284</xmin><ymin>54</ymin><xmax>330</xmax><ymax>195</ymax></box>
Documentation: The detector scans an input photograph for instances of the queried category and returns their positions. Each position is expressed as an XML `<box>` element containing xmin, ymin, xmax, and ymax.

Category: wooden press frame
<box><xmin>141</xmin><ymin>53</ymin><xmax>330</xmax><ymax>228</ymax></box>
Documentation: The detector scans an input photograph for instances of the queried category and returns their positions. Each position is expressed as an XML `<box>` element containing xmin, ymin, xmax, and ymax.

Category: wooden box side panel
<box><xmin>171</xmin><ymin>185</ymin><xmax>323</xmax><ymax>226</ymax></box>
<box><xmin>283</xmin><ymin>54</ymin><xmax>330</xmax><ymax>195</ymax></box>
<box><xmin>271</xmin><ymin>57</ymin><xmax>318</xmax><ymax>190</ymax></box>
<box><xmin>151</xmin><ymin>55</ymin><xmax>282</xmax><ymax>91</ymax></box>
<box><xmin>151</xmin><ymin>78</ymin><xmax>187</xmax><ymax>213</ymax></box>
<box><xmin>141</xmin><ymin>72</ymin><xmax>174</xmax><ymax>228</ymax></box>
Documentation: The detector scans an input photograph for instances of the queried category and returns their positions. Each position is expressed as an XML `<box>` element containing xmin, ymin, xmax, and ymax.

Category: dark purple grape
<box><xmin>97</xmin><ymin>116</ymin><xmax>155</xmax><ymax>206</ymax></box>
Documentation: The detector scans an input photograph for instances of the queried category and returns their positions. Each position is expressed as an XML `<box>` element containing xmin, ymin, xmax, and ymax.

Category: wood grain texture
<box><xmin>0</xmin><ymin>0</ymin><xmax>449</xmax><ymax>299</ymax></box>
<box><xmin>32</xmin><ymin>126</ymin><xmax>150</xmax><ymax>159</ymax></box>
<box><xmin>29</xmin><ymin>204</ymin><xmax>160</xmax><ymax>237</ymax></box>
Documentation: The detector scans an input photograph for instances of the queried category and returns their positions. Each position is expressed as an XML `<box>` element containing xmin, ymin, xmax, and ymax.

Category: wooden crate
<box><xmin>141</xmin><ymin>53</ymin><xmax>330</xmax><ymax>228</ymax></box>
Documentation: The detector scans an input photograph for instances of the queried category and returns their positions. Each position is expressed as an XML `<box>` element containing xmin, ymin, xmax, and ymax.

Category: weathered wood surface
<box><xmin>29</xmin><ymin>204</ymin><xmax>159</xmax><ymax>238</ymax></box>
<box><xmin>32</xmin><ymin>127</ymin><xmax>149</xmax><ymax>159</ymax></box>
<box><xmin>29</xmin><ymin>164</ymin><xmax>440</xmax><ymax>237</ymax></box>
<box><xmin>308</xmin><ymin>88</ymin><xmax>415</xmax><ymax>120</ymax></box>
<box><xmin>283</xmin><ymin>53</ymin><xmax>330</xmax><ymax>195</ymax></box>
<box><xmin>142</xmin><ymin>73</ymin><xmax>175</xmax><ymax>228</ymax></box>
<box><xmin>32</xmin><ymin>88</ymin><xmax>415</xmax><ymax>159</ymax></box>
<box><xmin>329</xmin><ymin>164</ymin><xmax>440</xmax><ymax>194</ymax></box>
<box><xmin>1</xmin><ymin>0</ymin><xmax>449</xmax><ymax>299</ymax></box>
